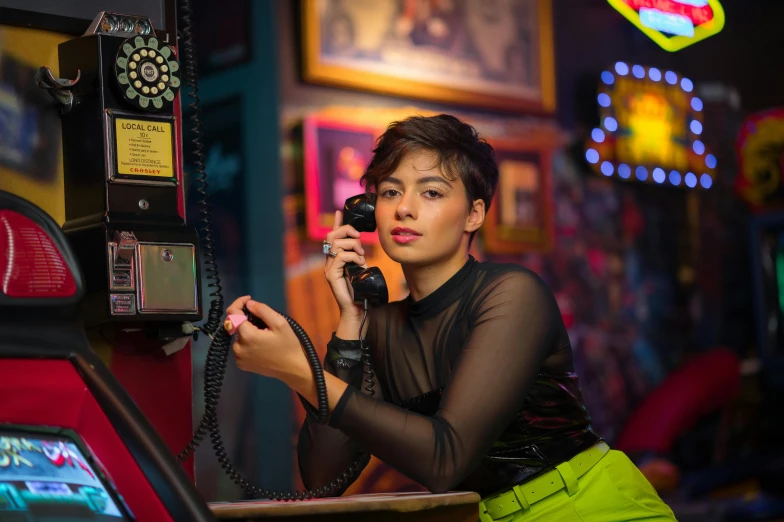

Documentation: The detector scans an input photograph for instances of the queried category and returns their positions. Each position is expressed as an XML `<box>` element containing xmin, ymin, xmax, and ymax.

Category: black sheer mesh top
<box><xmin>298</xmin><ymin>255</ymin><xmax>601</xmax><ymax>498</ymax></box>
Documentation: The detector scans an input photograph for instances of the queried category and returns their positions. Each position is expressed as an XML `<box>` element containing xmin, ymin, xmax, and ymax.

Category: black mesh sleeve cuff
<box><xmin>326</xmin><ymin>333</ymin><xmax>362</xmax><ymax>369</ymax></box>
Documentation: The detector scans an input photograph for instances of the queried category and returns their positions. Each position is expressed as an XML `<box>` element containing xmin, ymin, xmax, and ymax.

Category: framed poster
<box><xmin>482</xmin><ymin>141</ymin><xmax>553</xmax><ymax>253</ymax></box>
<box><xmin>303</xmin><ymin>113</ymin><xmax>381</xmax><ymax>243</ymax></box>
<box><xmin>0</xmin><ymin>48</ymin><xmax>60</xmax><ymax>182</ymax></box>
<box><xmin>0</xmin><ymin>23</ymin><xmax>72</xmax><ymax>223</ymax></box>
<box><xmin>301</xmin><ymin>0</ymin><xmax>555</xmax><ymax>114</ymax></box>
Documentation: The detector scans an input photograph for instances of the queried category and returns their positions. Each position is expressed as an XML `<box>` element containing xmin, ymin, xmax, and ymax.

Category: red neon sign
<box><xmin>623</xmin><ymin>0</ymin><xmax>714</xmax><ymax>25</ymax></box>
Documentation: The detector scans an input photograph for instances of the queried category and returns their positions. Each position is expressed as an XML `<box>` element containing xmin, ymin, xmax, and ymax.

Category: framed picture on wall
<box><xmin>482</xmin><ymin>141</ymin><xmax>554</xmax><ymax>253</ymax></box>
<box><xmin>300</xmin><ymin>0</ymin><xmax>556</xmax><ymax>114</ymax></box>
<box><xmin>0</xmin><ymin>49</ymin><xmax>60</xmax><ymax>182</ymax></box>
<box><xmin>303</xmin><ymin>114</ymin><xmax>381</xmax><ymax>243</ymax></box>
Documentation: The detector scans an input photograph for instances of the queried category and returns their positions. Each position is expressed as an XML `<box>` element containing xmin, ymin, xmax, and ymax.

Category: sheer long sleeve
<box><xmin>297</xmin><ymin>334</ymin><xmax>371</xmax><ymax>493</ymax></box>
<box><xmin>326</xmin><ymin>270</ymin><xmax>565</xmax><ymax>493</ymax></box>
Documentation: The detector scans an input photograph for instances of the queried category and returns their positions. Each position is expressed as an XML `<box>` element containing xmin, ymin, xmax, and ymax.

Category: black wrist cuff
<box><xmin>327</xmin><ymin>333</ymin><xmax>362</xmax><ymax>368</ymax></box>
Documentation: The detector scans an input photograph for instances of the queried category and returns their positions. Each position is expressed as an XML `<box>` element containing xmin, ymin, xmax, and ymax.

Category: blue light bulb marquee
<box><xmin>585</xmin><ymin>62</ymin><xmax>716</xmax><ymax>190</ymax></box>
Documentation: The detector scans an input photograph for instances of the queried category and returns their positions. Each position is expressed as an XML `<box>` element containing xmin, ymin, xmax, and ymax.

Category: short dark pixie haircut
<box><xmin>360</xmin><ymin>114</ymin><xmax>499</xmax><ymax>244</ymax></box>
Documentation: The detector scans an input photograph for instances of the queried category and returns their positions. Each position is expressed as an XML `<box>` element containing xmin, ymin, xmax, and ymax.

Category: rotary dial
<box><xmin>114</xmin><ymin>35</ymin><xmax>180</xmax><ymax>111</ymax></box>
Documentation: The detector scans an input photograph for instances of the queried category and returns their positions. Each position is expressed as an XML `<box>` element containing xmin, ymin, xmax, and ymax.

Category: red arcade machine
<box><xmin>0</xmin><ymin>190</ymin><xmax>215</xmax><ymax>521</ymax></box>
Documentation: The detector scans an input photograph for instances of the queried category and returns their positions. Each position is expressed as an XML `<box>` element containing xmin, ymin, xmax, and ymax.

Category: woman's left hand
<box><xmin>226</xmin><ymin>296</ymin><xmax>309</xmax><ymax>385</ymax></box>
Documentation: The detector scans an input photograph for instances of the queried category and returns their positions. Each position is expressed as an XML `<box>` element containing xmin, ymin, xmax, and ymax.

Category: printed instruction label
<box><xmin>115</xmin><ymin>118</ymin><xmax>174</xmax><ymax>177</ymax></box>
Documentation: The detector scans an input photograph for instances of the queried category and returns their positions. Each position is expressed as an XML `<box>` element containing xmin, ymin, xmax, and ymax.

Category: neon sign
<box><xmin>585</xmin><ymin>63</ymin><xmax>716</xmax><ymax>189</ymax></box>
<box><xmin>608</xmin><ymin>0</ymin><xmax>725</xmax><ymax>52</ymax></box>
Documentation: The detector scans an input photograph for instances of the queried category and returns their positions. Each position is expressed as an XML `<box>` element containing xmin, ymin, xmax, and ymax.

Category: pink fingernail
<box><xmin>224</xmin><ymin>314</ymin><xmax>247</xmax><ymax>333</ymax></box>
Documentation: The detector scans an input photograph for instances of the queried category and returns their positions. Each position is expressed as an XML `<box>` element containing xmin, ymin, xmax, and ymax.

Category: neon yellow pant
<box><xmin>484</xmin><ymin>450</ymin><xmax>677</xmax><ymax>521</ymax></box>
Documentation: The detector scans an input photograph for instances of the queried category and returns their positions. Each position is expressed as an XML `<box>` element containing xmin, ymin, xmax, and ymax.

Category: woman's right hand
<box><xmin>324</xmin><ymin>210</ymin><xmax>367</xmax><ymax>318</ymax></box>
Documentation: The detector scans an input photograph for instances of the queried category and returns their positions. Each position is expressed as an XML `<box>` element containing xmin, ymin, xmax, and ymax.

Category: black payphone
<box><xmin>36</xmin><ymin>11</ymin><xmax>201</xmax><ymax>331</ymax></box>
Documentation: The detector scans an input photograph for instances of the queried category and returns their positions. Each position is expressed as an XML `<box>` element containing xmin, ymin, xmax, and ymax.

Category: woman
<box><xmin>228</xmin><ymin>115</ymin><xmax>676</xmax><ymax>520</ymax></box>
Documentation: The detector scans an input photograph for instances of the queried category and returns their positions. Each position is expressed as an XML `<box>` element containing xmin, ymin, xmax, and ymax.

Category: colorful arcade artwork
<box><xmin>585</xmin><ymin>62</ymin><xmax>716</xmax><ymax>190</ymax></box>
<box><xmin>0</xmin><ymin>428</ymin><xmax>130</xmax><ymax>520</ymax></box>
<box><xmin>607</xmin><ymin>0</ymin><xmax>725</xmax><ymax>52</ymax></box>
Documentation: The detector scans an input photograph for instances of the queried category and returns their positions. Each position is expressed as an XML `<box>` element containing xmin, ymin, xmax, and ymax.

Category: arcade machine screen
<box><xmin>758</xmin><ymin>225</ymin><xmax>784</xmax><ymax>358</ymax></box>
<box><xmin>0</xmin><ymin>426</ymin><xmax>132</xmax><ymax>521</ymax></box>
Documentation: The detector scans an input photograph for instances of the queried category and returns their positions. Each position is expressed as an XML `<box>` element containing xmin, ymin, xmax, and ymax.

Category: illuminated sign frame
<box><xmin>585</xmin><ymin>62</ymin><xmax>716</xmax><ymax>190</ymax></box>
<box><xmin>608</xmin><ymin>0</ymin><xmax>725</xmax><ymax>52</ymax></box>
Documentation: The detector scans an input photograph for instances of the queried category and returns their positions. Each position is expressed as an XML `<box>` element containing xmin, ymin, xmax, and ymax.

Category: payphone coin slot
<box><xmin>113</xmin><ymin>231</ymin><xmax>137</xmax><ymax>269</ymax></box>
<box><xmin>107</xmin><ymin>243</ymin><xmax>135</xmax><ymax>291</ymax></box>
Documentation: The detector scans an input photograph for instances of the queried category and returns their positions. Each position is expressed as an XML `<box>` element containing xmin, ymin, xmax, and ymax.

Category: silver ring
<box><xmin>322</xmin><ymin>240</ymin><xmax>332</xmax><ymax>255</ymax></box>
<box><xmin>327</xmin><ymin>250</ymin><xmax>338</xmax><ymax>258</ymax></box>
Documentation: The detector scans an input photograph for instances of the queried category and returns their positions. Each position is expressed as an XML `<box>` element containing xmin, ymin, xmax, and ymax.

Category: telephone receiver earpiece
<box><xmin>342</xmin><ymin>193</ymin><xmax>388</xmax><ymax>307</ymax></box>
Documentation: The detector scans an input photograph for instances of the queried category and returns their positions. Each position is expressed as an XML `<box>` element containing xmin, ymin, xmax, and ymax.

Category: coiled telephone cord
<box><xmin>184</xmin><ymin>309</ymin><xmax>372</xmax><ymax>500</ymax></box>
<box><xmin>175</xmin><ymin>0</ymin><xmax>220</xmax><ymax>464</ymax></box>
<box><xmin>176</xmin><ymin>0</ymin><xmax>373</xmax><ymax>500</ymax></box>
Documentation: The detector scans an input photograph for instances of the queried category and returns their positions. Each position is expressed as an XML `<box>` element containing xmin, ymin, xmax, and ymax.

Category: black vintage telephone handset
<box><xmin>339</xmin><ymin>193</ymin><xmax>389</xmax><ymax>307</ymax></box>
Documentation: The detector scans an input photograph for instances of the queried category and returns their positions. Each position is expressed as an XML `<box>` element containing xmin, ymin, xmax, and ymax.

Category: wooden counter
<box><xmin>209</xmin><ymin>491</ymin><xmax>480</xmax><ymax>522</ymax></box>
